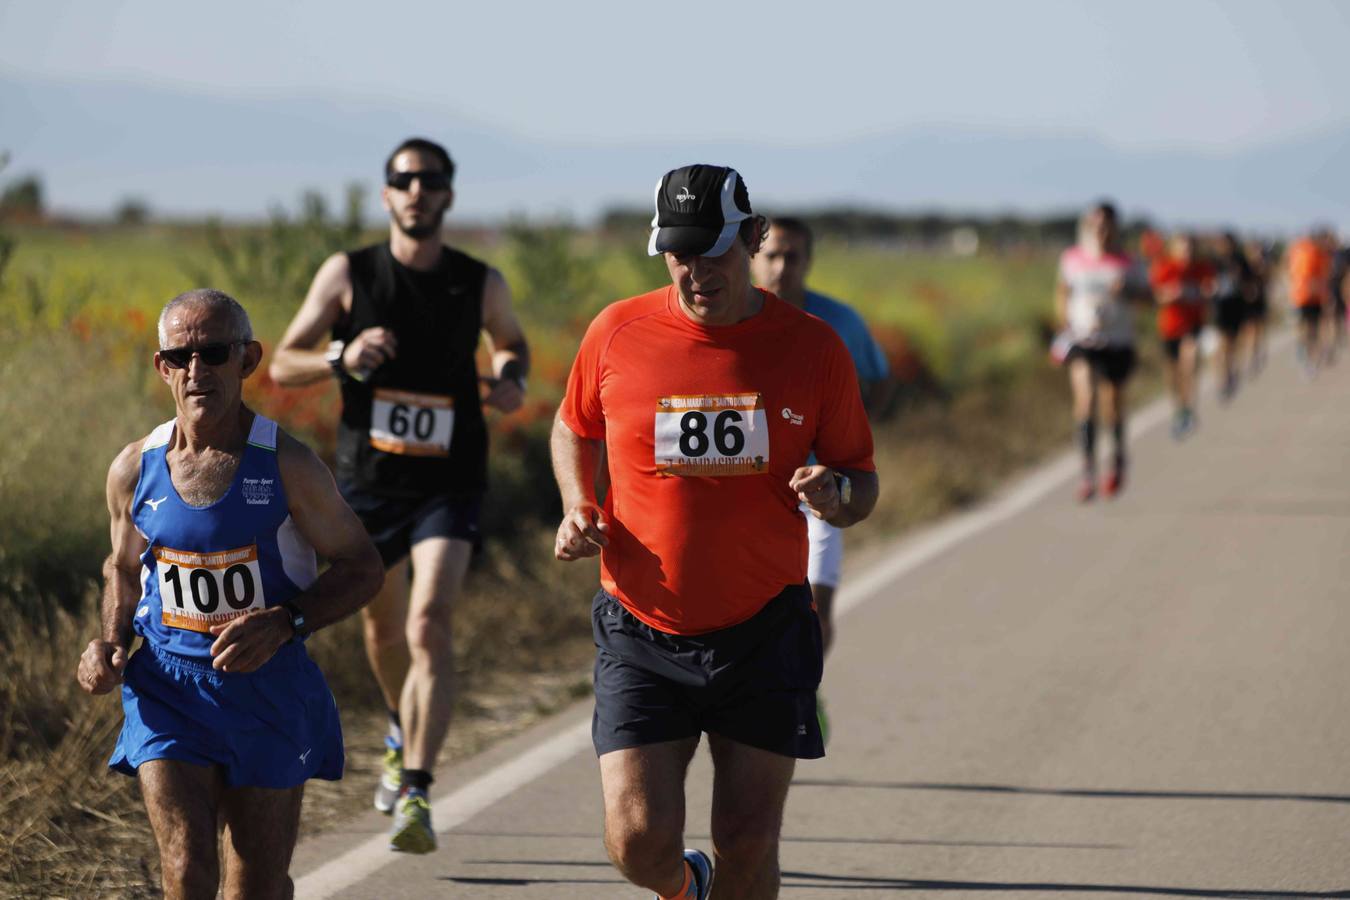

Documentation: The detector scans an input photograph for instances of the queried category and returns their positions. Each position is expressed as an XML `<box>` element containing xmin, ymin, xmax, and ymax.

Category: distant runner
<box><xmin>1211</xmin><ymin>231</ymin><xmax>1254</xmax><ymax>402</ymax></box>
<box><xmin>77</xmin><ymin>289</ymin><xmax>382</xmax><ymax>899</ymax></box>
<box><xmin>1150</xmin><ymin>233</ymin><xmax>1213</xmax><ymax>439</ymax></box>
<box><xmin>552</xmin><ymin>164</ymin><xmax>877</xmax><ymax>899</ymax></box>
<box><xmin>1241</xmin><ymin>238</ymin><xmax>1271</xmax><ymax>375</ymax></box>
<box><xmin>1054</xmin><ymin>201</ymin><xmax>1150</xmax><ymax>501</ymax></box>
<box><xmin>1285</xmin><ymin>229</ymin><xmax>1332</xmax><ymax>377</ymax></box>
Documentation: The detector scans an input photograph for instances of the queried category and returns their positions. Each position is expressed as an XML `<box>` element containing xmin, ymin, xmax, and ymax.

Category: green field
<box><xmin>0</xmin><ymin>219</ymin><xmax>1084</xmax><ymax>894</ymax></box>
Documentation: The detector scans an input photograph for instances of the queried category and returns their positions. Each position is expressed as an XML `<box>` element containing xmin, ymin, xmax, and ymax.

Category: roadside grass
<box><xmin>1</xmin><ymin>223</ymin><xmax>1108</xmax><ymax>896</ymax></box>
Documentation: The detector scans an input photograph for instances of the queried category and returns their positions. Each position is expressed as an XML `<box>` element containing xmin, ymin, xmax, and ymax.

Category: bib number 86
<box><xmin>679</xmin><ymin>409</ymin><xmax>745</xmax><ymax>457</ymax></box>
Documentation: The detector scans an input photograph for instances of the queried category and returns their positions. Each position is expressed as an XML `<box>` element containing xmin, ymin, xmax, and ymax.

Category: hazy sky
<box><xmin>3</xmin><ymin>0</ymin><xmax>1349</xmax><ymax>225</ymax></box>
<box><xmin>6</xmin><ymin>0</ymin><xmax>1348</xmax><ymax>146</ymax></box>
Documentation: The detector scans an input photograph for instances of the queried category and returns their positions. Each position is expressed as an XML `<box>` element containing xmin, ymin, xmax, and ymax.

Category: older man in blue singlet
<box><xmin>77</xmin><ymin>288</ymin><xmax>383</xmax><ymax>900</ymax></box>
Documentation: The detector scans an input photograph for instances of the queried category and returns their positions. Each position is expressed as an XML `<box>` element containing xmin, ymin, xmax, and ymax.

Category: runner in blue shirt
<box><xmin>752</xmin><ymin>217</ymin><xmax>892</xmax><ymax>740</ymax></box>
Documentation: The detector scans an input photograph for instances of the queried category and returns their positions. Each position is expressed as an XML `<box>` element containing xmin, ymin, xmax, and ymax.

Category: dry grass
<box><xmin>0</xmin><ymin>359</ymin><xmax>1137</xmax><ymax>898</ymax></box>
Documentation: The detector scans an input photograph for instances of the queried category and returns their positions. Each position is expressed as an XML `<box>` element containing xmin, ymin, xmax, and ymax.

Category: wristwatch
<box><xmin>279</xmin><ymin>600</ymin><xmax>308</xmax><ymax>641</ymax></box>
<box><xmin>325</xmin><ymin>340</ymin><xmax>348</xmax><ymax>381</ymax></box>
<box><xmin>832</xmin><ymin>472</ymin><xmax>852</xmax><ymax>506</ymax></box>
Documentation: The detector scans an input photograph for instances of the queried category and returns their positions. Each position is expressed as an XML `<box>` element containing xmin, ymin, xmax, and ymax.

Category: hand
<box><xmin>790</xmin><ymin>465</ymin><xmax>840</xmax><ymax>520</ymax></box>
<box><xmin>482</xmin><ymin>376</ymin><xmax>525</xmax><ymax>413</ymax></box>
<box><xmin>208</xmin><ymin>608</ymin><xmax>291</xmax><ymax>673</ymax></box>
<box><xmin>343</xmin><ymin>327</ymin><xmax>398</xmax><ymax>375</ymax></box>
<box><xmin>78</xmin><ymin>639</ymin><xmax>128</xmax><ymax>694</ymax></box>
<box><xmin>555</xmin><ymin>502</ymin><xmax>610</xmax><ymax>561</ymax></box>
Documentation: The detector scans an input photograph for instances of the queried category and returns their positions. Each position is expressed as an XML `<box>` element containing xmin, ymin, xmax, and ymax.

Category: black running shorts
<box><xmin>591</xmin><ymin>583</ymin><xmax>824</xmax><ymax>759</ymax></box>
<box><xmin>1214</xmin><ymin>298</ymin><xmax>1247</xmax><ymax>337</ymax></box>
<box><xmin>338</xmin><ymin>482</ymin><xmax>482</xmax><ymax>566</ymax></box>
<box><xmin>1162</xmin><ymin>327</ymin><xmax>1202</xmax><ymax>361</ymax></box>
<box><xmin>1298</xmin><ymin>304</ymin><xmax>1324</xmax><ymax>326</ymax></box>
<box><xmin>1065</xmin><ymin>345</ymin><xmax>1137</xmax><ymax>384</ymax></box>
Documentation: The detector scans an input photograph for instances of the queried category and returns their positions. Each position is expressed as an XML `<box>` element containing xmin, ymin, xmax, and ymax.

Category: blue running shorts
<box><xmin>110</xmin><ymin>641</ymin><xmax>344</xmax><ymax>788</ymax></box>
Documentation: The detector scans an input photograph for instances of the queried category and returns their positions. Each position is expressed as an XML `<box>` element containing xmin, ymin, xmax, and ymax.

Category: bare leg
<box><xmin>137</xmin><ymin>759</ymin><xmax>222</xmax><ymax>900</ymax></box>
<box><xmin>707</xmin><ymin>733</ymin><xmax>797</xmax><ymax>900</ymax></box>
<box><xmin>400</xmin><ymin>536</ymin><xmax>472</xmax><ymax>773</ymax></box>
<box><xmin>599</xmin><ymin>738</ymin><xmax>700</xmax><ymax>895</ymax></box>
<box><xmin>219</xmin><ymin>783</ymin><xmax>305</xmax><ymax>900</ymax></box>
<box><xmin>811</xmin><ymin>583</ymin><xmax>836</xmax><ymax>657</ymax></box>
<box><xmin>1178</xmin><ymin>338</ymin><xmax>1198</xmax><ymax>411</ymax></box>
<box><xmin>361</xmin><ymin>558</ymin><xmax>411</xmax><ymax>714</ymax></box>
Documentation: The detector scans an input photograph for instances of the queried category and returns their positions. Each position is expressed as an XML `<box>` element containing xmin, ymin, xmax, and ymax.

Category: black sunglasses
<box><xmin>386</xmin><ymin>170</ymin><xmax>451</xmax><ymax>192</ymax></box>
<box><xmin>159</xmin><ymin>342</ymin><xmax>243</xmax><ymax>369</ymax></box>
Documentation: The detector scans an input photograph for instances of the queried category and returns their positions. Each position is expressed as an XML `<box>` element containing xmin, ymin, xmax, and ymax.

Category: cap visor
<box><xmin>647</xmin><ymin>221</ymin><xmax>739</xmax><ymax>258</ymax></box>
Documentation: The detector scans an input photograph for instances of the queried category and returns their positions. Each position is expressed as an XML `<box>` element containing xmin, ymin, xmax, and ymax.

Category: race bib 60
<box><xmin>370</xmin><ymin>388</ymin><xmax>454</xmax><ymax>457</ymax></box>
<box><xmin>654</xmin><ymin>393</ymin><xmax>769</xmax><ymax>476</ymax></box>
<box><xmin>154</xmin><ymin>544</ymin><xmax>267</xmax><ymax>633</ymax></box>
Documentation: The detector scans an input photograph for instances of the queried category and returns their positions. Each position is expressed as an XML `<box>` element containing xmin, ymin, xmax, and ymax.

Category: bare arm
<box><xmin>77</xmin><ymin>442</ymin><xmax>148</xmax><ymax>694</ymax></box>
<box><xmin>269</xmin><ymin>253</ymin><xmax>398</xmax><ymax>385</ymax></box>
<box><xmin>208</xmin><ymin>431</ymin><xmax>384</xmax><ymax>673</ymax></box>
<box><xmin>550</xmin><ymin>411</ymin><xmax>609</xmax><ymax>561</ymax></box>
<box><xmin>1054</xmin><ymin>277</ymin><xmax>1070</xmax><ymax>329</ymax></box>
<box><xmin>788</xmin><ymin>465</ymin><xmax>880</xmax><ymax>528</ymax></box>
<box><xmin>480</xmin><ymin>268</ymin><xmax>530</xmax><ymax>413</ymax></box>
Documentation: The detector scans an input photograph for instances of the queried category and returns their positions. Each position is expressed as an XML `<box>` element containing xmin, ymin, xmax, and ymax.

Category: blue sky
<box><xmin>2</xmin><ymin>0</ymin><xmax>1349</xmax><ymax>228</ymax></box>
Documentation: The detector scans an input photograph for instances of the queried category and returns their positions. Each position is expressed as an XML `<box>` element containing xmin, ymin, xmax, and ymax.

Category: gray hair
<box><xmin>157</xmin><ymin>288</ymin><xmax>253</xmax><ymax>348</ymax></box>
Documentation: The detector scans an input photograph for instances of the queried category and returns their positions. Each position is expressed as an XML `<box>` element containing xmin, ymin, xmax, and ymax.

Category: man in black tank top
<box><xmin>270</xmin><ymin>137</ymin><xmax>530</xmax><ymax>854</ymax></box>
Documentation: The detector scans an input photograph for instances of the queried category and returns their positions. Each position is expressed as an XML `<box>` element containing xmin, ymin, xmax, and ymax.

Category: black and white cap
<box><xmin>648</xmin><ymin>164</ymin><xmax>753</xmax><ymax>258</ymax></box>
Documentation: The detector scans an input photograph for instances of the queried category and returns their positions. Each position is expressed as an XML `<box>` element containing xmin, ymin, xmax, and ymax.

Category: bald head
<box><xmin>157</xmin><ymin>289</ymin><xmax>252</xmax><ymax>349</ymax></box>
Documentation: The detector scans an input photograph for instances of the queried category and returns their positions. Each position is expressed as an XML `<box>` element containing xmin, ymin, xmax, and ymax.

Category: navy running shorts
<box><xmin>339</xmin><ymin>482</ymin><xmax>482</xmax><ymax>566</ymax></box>
<box><xmin>109</xmin><ymin>642</ymin><xmax>344</xmax><ymax>788</ymax></box>
<box><xmin>591</xmin><ymin>583</ymin><xmax>824</xmax><ymax>760</ymax></box>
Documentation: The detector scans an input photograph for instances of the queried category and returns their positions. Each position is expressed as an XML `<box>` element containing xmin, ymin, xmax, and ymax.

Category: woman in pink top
<box><xmin>1054</xmin><ymin>201</ymin><xmax>1151</xmax><ymax>502</ymax></box>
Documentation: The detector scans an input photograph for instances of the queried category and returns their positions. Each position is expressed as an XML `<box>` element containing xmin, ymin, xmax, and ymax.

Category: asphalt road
<box><xmin>293</xmin><ymin>339</ymin><xmax>1350</xmax><ymax>898</ymax></box>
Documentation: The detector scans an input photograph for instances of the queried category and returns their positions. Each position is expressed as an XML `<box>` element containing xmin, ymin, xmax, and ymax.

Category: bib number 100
<box><xmin>154</xmin><ymin>544</ymin><xmax>267</xmax><ymax>633</ymax></box>
<box><xmin>163</xmin><ymin>563</ymin><xmax>256</xmax><ymax>614</ymax></box>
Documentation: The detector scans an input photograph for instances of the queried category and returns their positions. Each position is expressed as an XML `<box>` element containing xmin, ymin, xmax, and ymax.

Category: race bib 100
<box><xmin>654</xmin><ymin>392</ymin><xmax>769</xmax><ymax>476</ymax></box>
<box><xmin>370</xmin><ymin>388</ymin><xmax>454</xmax><ymax>457</ymax></box>
<box><xmin>154</xmin><ymin>544</ymin><xmax>267</xmax><ymax>633</ymax></box>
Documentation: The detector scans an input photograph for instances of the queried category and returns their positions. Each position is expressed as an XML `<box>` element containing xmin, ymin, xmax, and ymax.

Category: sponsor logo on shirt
<box><xmin>242</xmin><ymin>477</ymin><xmax>274</xmax><ymax>506</ymax></box>
<box><xmin>781</xmin><ymin>408</ymin><xmax>804</xmax><ymax>426</ymax></box>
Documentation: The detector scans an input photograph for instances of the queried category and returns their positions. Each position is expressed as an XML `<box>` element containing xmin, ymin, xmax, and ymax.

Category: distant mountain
<box><xmin>3</xmin><ymin>71</ymin><xmax>1347</xmax><ymax>232</ymax></box>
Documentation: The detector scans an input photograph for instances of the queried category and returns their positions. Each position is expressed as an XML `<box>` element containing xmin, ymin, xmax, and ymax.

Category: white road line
<box><xmin>295</xmin><ymin>719</ymin><xmax>592</xmax><ymax>898</ymax></box>
<box><xmin>297</xmin><ymin>329</ymin><xmax>1289</xmax><ymax>898</ymax></box>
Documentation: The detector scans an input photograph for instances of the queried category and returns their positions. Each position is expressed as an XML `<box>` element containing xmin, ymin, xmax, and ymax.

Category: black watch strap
<box><xmin>280</xmin><ymin>600</ymin><xmax>307</xmax><ymax>641</ymax></box>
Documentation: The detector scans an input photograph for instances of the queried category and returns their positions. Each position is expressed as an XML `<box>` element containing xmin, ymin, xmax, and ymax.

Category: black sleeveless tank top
<box><xmin>334</xmin><ymin>242</ymin><xmax>489</xmax><ymax>498</ymax></box>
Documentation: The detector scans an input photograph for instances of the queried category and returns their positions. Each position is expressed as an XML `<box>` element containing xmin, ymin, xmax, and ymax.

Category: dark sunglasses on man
<box><xmin>386</xmin><ymin>170</ymin><xmax>451</xmax><ymax>192</ymax></box>
<box><xmin>159</xmin><ymin>341</ymin><xmax>245</xmax><ymax>369</ymax></box>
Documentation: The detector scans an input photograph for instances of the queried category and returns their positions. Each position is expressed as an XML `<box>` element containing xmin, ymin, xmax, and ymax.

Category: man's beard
<box><xmin>393</xmin><ymin>206</ymin><xmax>446</xmax><ymax>239</ymax></box>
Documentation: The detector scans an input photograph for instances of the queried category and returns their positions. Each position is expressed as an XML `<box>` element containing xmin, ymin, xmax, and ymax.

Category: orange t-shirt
<box><xmin>1287</xmin><ymin>238</ymin><xmax>1330</xmax><ymax>307</ymax></box>
<box><xmin>1150</xmin><ymin>258</ymin><xmax>1212</xmax><ymax>339</ymax></box>
<box><xmin>560</xmin><ymin>287</ymin><xmax>876</xmax><ymax>635</ymax></box>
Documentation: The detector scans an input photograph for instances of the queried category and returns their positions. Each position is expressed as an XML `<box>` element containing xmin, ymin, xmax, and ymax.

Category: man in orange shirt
<box><xmin>1286</xmin><ymin>228</ymin><xmax>1333</xmax><ymax>375</ymax></box>
<box><xmin>552</xmin><ymin>164</ymin><xmax>878</xmax><ymax>900</ymax></box>
<box><xmin>1149</xmin><ymin>233</ymin><xmax>1213</xmax><ymax>439</ymax></box>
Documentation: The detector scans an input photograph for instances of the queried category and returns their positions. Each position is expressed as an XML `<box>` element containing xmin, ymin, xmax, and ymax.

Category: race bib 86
<box><xmin>370</xmin><ymin>388</ymin><xmax>454</xmax><ymax>457</ymax></box>
<box><xmin>154</xmin><ymin>544</ymin><xmax>267</xmax><ymax>633</ymax></box>
<box><xmin>654</xmin><ymin>392</ymin><xmax>769</xmax><ymax>476</ymax></box>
